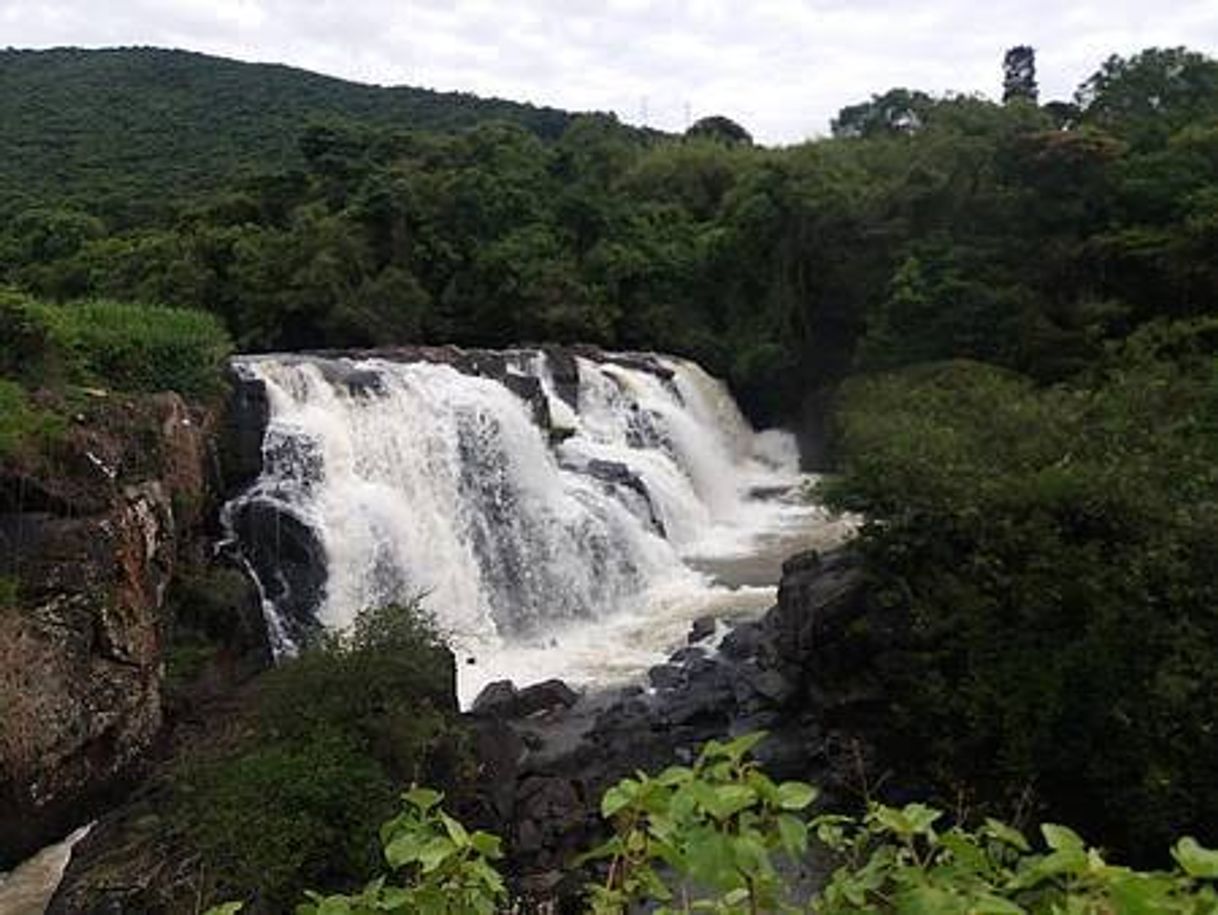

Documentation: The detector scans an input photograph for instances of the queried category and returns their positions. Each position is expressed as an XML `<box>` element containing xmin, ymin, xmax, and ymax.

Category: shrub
<box><xmin>30</xmin><ymin>298</ymin><xmax>231</xmax><ymax>398</ymax></box>
<box><xmin>822</xmin><ymin>346</ymin><xmax>1218</xmax><ymax>860</ymax></box>
<box><xmin>175</xmin><ymin>601</ymin><xmax>463</xmax><ymax>912</ymax></box>
<box><xmin>181</xmin><ymin>733</ymin><xmax>394</xmax><ymax>910</ymax></box>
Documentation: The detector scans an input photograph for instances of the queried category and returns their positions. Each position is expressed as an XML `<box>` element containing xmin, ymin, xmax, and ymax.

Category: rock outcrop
<box><xmin>0</xmin><ymin>392</ymin><xmax>267</xmax><ymax>867</ymax></box>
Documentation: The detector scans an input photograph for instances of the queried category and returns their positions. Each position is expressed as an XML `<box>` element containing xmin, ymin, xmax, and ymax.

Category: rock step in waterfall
<box><xmin>224</xmin><ymin>346</ymin><xmax>850</xmax><ymax>705</ymax></box>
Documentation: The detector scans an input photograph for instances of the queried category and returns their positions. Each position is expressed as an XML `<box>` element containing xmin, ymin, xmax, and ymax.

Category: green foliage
<box><xmin>173</xmin><ymin>601</ymin><xmax>463</xmax><ymax>912</ymax></box>
<box><xmin>814</xmin><ymin>803</ymin><xmax>1218</xmax><ymax>913</ymax></box>
<box><xmin>0</xmin><ymin>575</ymin><xmax>18</xmax><ymax>607</ymax></box>
<box><xmin>0</xmin><ymin>47</ymin><xmax>589</xmax><ymax>216</ymax></box>
<box><xmin>824</xmin><ymin>340</ymin><xmax>1218</xmax><ymax>860</ymax></box>
<box><xmin>297</xmin><ymin>736</ymin><xmax>1218</xmax><ymax>914</ymax></box>
<box><xmin>179</xmin><ymin>733</ymin><xmax>394</xmax><ymax>911</ymax></box>
<box><xmin>297</xmin><ymin>788</ymin><xmax>506</xmax><ymax>915</ymax></box>
<box><xmin>581</xmin><ymin>732</ymin><xmax>819</xmax><ymax>914</ymax></box>
<box><xmin>6</xmin><ymin>44</ymin><xmax>1218</xmax><ymax>426</ymax></box>
<box><xmin>29</xmin><ymin>298</ymin><xmax>231</xmax><ymax>398</ymax></box>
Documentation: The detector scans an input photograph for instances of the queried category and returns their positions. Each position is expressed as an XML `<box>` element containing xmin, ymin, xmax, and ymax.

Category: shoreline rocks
<box><xmin>465</xmin><ymin>547</ymin><xmax>880</xmax><ymax>904</ymax></box>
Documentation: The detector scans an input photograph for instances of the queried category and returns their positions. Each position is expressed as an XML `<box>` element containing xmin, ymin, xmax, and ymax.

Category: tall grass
<box><xmin>30</xmin><ymin>298</ymin><xmax>232</xmax><ymax>399</ymax></box>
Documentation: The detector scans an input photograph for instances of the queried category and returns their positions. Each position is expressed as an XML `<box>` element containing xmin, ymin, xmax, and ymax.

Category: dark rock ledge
<box><xmin>464</xmin><ymin>546</ymin><xmax>887</xmax><ymax>904</ymax></box>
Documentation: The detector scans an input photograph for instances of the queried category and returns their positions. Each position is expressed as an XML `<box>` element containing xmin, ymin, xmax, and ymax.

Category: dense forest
<box><xmin>0</xmin><ymin>47</ymin><xmax>595</xmax><ymax>219</ymax></box>
<box><xmin>5</xmin><ymin>41</ymin><xmax>1218</xmax><ymax>902</ymax></box>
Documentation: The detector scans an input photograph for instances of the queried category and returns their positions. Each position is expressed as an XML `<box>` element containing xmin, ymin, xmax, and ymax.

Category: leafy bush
<box><xmin>297</xmin><ymin>787</ymin><xmax>506</xmax><ymax>915</ymax></box>
<box><xmin>176</xmin><ymin>601</ymin><xmax>463</xmax><ymax>912</ymax></box>
<box><xmin>822</xmin><ymin>340</ymin><xmax>1218</xmax><ymax>860</ymax></box>
<box><xmin>290</xmin><ymin>734</ymin><xmax>1218</xmax><ymax>914</ymax></box>
<box><xmin>581</xmin><ymin>732</ymin><xmax>818</xmax><ymax>913</ymax></box>
<box><xmin>181</xmin><ymin>733</ymin><xmax>395</xmax><ymax>910</ymax></box>
<box><xmin>30</xmin><ymin>298</ymin><xmax>231</xmax><ymax>398</ymax></box>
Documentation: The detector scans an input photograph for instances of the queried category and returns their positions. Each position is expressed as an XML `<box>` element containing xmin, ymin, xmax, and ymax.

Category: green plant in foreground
<box><xmin>294</xmin><ymin>787</ymin><xmax>505</xmax><ymax>915</ymax></box>
<box><xmin>581</xmin><ymin>731</ymin><xmax>817</xmax><ymax>914</ymax></box>
<box><xmin>814</xmin><ymin>805</ymin><xmax>1218</xmax><ymax>914</ymax></box>
<box><xmin>215</xmin><ymin>733</ymin><xmax>1218</xmax><ymax>914</ymax></box>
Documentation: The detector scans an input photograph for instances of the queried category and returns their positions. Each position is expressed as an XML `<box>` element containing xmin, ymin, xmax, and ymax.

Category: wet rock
<box><xmin>688</xmin><ymin>614</ymin><xmax>717</xmax><ymax>644</ymax></box>
<box><xmin>583</xmin><ymin>458</ymin><xmax>666</xmax><ymax>537</ymax></box>
<box><xmin>228</xmin><ymin>501</ymin><xmax>326</xmax><ymax>647</ymax></box>
<box><xmin>221</xmin><ymin>368</ymin><xmax>269</xmax><ymax>495</ymax></box>
<box><xmin>471</xmin><ymin>680</ymin><xmax>520</xmax><ymax>718</ymax></box>
<box><xmin>542</xmin><ymin>347</ymin><xmax>580</xmax><ymax>411</ymax></box>
<box><xmin>719</xmin><ymin>621</ymin><xmax>766</xmax><ymax>660</ymax></box>
<box><xmin>470</xmin><ymin>678</ymin><xmax>580</xmax><ymax>720</ymax></box>
<box><xmin>669</xmin><ymin>645</ymin><xmax>707</xmax><ymax>665</ymax></box>
<box><xmin>648</xmin><ymin>664</ymin><xmax>684</xmax><ymax>690</ymax></box>
<box><xmin>515</xmin><ymin>679</ymin><xmax>579</xmax><ymax>716</ymax></box>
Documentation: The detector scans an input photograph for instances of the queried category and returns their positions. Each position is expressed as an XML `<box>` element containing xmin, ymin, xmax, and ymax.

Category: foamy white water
<box><xmin>227</xmin><ymin>351</ymin><xmax>851</xmax><ymax>706</ymax></box>
<box><xmin>0</xmin><ymin>824</ymin><xmax>91</xmax><ymax>915</ymax></box>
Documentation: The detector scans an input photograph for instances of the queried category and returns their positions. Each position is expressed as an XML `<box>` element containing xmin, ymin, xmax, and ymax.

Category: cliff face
<box><xmin>0</xmin><ymin>392</ymin><xmax>221</xmax><ymax>866</ymax></box>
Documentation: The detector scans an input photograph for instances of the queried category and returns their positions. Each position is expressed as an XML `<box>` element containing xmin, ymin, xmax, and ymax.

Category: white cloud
<box><xmin>2</xmin><ymin>0</ymin><xmax>1217</xmax><ymax>142</ymax></box>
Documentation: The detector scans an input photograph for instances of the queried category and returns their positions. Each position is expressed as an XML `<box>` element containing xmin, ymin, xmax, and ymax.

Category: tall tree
<box><xmin>1003</xmin><ymin>45</ymin><xmax>1039</xmax><ymax>104</ymax></box>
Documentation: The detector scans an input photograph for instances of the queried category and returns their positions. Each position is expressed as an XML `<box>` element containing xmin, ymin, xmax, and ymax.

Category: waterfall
<box><xmin>225</xmin><ymin>349</ymin><xmax>839</xmax><ymax>701</ymax></box>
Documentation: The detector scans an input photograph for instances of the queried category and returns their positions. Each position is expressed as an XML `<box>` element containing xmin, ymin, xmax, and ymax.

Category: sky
<box><xmin>3</xmin><ymin>0</ymin><xmax>1218</xmax><ymax>144</ymax></box>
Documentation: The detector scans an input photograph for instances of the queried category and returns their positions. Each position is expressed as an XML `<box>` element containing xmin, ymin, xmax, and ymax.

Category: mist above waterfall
<box><xmin>226</xmin><ymin>349</ymin><xmax>850</xmax><ymax>704</ymax></box>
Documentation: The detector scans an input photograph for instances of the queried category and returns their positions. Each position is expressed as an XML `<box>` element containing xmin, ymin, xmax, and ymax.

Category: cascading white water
<box><xmin>227</xmin><ymin>350</ymin><xmax>850</xmax><ymax>704</ymax></box>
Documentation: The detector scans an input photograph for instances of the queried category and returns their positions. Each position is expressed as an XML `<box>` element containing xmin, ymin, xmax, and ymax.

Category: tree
<box><xmin>831</xmin><ymin>88</ymin><xmax>935</xmax><ymax>138</ymax></box>
<box><xmin>1076</xmin><ymin>47</ymin><xmax>1218</xmax><ymax>146</ymax></box>
<box><xmin>685</xmin><ymin>115</ymin><xmax>753</xmax><ymax>146</ymax></box>
<box><xmin>1003</xmin><ymin>45</ymin><xmax>1039</xmax><ymax>104</ymax></box>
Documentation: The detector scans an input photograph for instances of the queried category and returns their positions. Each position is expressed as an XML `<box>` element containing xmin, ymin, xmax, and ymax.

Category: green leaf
<box><xmin>720</xmin><ymin>731</ymin><xmax>767</xmax><ymax>762</ymax></box>
<box><xmin>402</xmin><ymin>787</ymin><xmax>443</xmax><ymax>812</ymax></box>
<box><xmin>983</xmin><ymin>818</ymin><xmax>1031</xmax><ymax>852</ymax></box>
<box><xmin>202</xmin><ymin>905</ymin><xmax>245</xmax><ymax>915</ymax></box>
<box><xmin>1173</xmin><ymin>836</ymin><xmax>1218</xmax><ymax>878</ymax></box>
<box><xmin>383</xmin><ymin>833</ymin><xmax>425</xmax><ymax>869</ymax></box>
<box><xmin>440</xmin><ymin>811</ymin><xmax>469</xmax><ymax>846</ymax></box>
<box><xmin>417</xmin><ymin>836</ymin><xmax>456</xmax><ymax>873</ymax></box>
<box><xmin>969</xmin><ymin>893</ymin><xmax>1026</xmax><ymax>913</ymax></box>
<box><xmin>1041</xmin><ymin>823</ymin><xmax>1085</xmax><ymax>852</ymax></box>
<box><xmin>777</xmin><ymin>814</ymin><xmax>809</xmax><ymax>856</ymax></box>
<box><xmin>469</xmin><ymin>831</ymin><xmax>504</xmax><ymax>859</ymax></box>
<box><xmin>708</xmin><ymin>784</ymin><xmax>756</xmax><ymax>819</ymax></box>
<box><xmin>656</xmin><ymin>765</ymin><xmax>693</xmax><ymax>786</ymax></box>
<box><xmin>601</xmin><ymin>784</ymin><xmax>632</xmax><ymax>818</ymax></box>
<box><xmin>776</xmin><ymin>781</ymin><xmax>818</xmax><ymax>810</ymax></box>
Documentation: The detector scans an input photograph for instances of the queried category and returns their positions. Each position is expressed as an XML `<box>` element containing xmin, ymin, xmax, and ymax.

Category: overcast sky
<box><xmin>4</xmin><ymin>0</ymin><xmax>1217</xmax><ymax>144</ymax></box>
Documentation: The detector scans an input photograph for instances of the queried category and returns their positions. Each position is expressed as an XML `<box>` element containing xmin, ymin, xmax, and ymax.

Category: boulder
<box><xmin>688</xmin><ymin>614</ymin><xmax>716</xmax><ymax>644</ymax></box>
<box><xmin>469</xmin><ymin>678</ymin><xmax>580</xmax><ymax>720</ymax></box>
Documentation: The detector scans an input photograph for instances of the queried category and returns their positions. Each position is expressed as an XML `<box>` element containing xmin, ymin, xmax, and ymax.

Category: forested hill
<box><xmin>0</xmin><ymin>46</ymin><xmax>589</xmax><ymax>215</ymax></box>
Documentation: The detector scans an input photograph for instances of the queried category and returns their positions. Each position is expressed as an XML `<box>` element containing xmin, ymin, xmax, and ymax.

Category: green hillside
<box><xmin>0</xmin><ymin>46</ymin><xmax>583</xmax><ymax>217</ymax></box>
